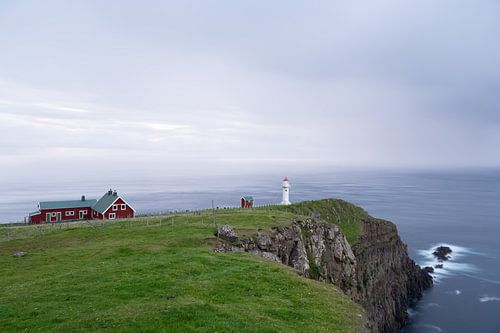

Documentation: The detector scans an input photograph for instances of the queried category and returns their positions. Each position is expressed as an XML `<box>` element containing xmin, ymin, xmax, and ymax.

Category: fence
<box><xmin>0</xmin><ymin>209</ymin><xmax>215</xmax><ymax>243</ymax></box>
<box><xmin>0</xmin><ymin>203</ymin><xmax>289</xmax><ymax>243</ymax></box>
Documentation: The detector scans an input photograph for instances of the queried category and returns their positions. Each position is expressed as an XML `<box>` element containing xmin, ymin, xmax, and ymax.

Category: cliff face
<box><xmin>352</xmin><ymin>218</ymin><xmax>432</xmax><ymax>333</ymax></box>
<box><xmin>216</xmin><ymin>215</ymin><xmax>432</xmax><ymax>333</ymax></box>
<box><xmin>231</xmin><ymin>219</ymin><xmax>358</xmax><ymax>292</ymax></box>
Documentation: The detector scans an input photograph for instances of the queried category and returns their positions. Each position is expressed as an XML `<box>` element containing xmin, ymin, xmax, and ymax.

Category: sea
<box><xmin>1</xmin><ymin>169</ymin><xmax>499</xmax><ymax>332</ymax></box>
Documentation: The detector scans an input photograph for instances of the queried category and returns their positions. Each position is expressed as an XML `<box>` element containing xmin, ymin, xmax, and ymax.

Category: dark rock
<box><xmin>255</xmin><ymin>231</ymin><xmax>273</xmax><ymax>251</ymax></box>
<box><xmin>433</xmin><ymin>246</ymin><xmax>452</xmax><ymax>261</ymax></box>
<box><xmin>216</xmin><ymin>225</ymin><xmax>238</xmax><ymax>242</ymax></box>
<box><xmin>435</xmin><ymin>264</ymin><xmax>444</xmax><ymax>269</ymax></box>
<box><xmin>12</xmin><ymin>251</ymin><xmax>27</xmax><ymax>257</ymax></box>
<box><xmin>423</xmin><ymin>266</ymin><xmax>434</xmax><ymax>274</ymax></box>
<box><xmin>352</xmin><ymin>218</ymin><xmax>433</xmax><ymax>333</ymax></box>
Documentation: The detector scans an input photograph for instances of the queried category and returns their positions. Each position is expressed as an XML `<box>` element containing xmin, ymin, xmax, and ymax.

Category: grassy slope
<box><xmin>0</xmin><ymin>203</ymin><xmax>366</xmax><ymax>333</ymax></box>
<box><xmin>267</xmin><ymin>199</ymin><xmax>369</xmax><ymax>244</ymax></box>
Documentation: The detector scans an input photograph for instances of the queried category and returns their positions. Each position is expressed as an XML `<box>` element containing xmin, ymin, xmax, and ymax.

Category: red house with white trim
<box><xmin>92</xmin><ymin>189</ymin><xmax>135</xmax><ymax>220</ymax></box>
<box><xmin>28</xmin><ymin>190</ymin><xmax>135</xmax><ymax>224</ymax></box>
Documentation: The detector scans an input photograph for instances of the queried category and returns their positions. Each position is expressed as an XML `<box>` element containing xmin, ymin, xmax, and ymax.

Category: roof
<box><xmin>39</xmin><ymin>199</ymin><xmax>97</xmax><ymax>210</ymax></box>
<box><xmin>283</xmin><ymin>176</ymin><xmax>289</xmax><ymax>182</ymax></box>
<box><xmin>29</xmin><ymin>211</ymin><xmax>41</xmax><ymax>216</ymax></box>
<box><xmin>242</xmin><ymin>196</ymin><xmax>254</xmax><ymax>201</ymax></box>
<box><xmin>93</xmin><ymin>190</ymin><xmax>119</xmax><ymax>214</ymax></box>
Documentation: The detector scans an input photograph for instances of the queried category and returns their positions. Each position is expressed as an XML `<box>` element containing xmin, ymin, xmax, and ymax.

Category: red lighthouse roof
<box><xmin>283</xmin><ymin>176</ymin><xmax>289</xmax><ymax>182</ymax></box>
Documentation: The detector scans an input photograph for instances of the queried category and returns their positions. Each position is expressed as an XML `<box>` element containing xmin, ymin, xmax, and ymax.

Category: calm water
<box><xmin>1</xmin><ymin>170</ymin><xmax>499</xmax><ymax>332</ymax></box>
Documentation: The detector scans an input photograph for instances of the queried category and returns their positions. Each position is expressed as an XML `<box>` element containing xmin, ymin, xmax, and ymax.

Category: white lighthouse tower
<box><xmin>281</xmin><ymin>176</ymin><xmax>291</xmax><ymax>205</ymax></box>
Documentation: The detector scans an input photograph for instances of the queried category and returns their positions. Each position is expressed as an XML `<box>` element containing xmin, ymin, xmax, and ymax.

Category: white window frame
<box><xmin>121</xmin><ymin>204</ymin><xmax>126</xmax><ymax>211</ymax></box>
<box><xmin>109</xmin><ymin>213</ymin><xmax>116</xmax><ymax>220</ymax></box>
<box><xmin>112</xmin><ymin>204</ymin><xmax>118</xmax><ymax>211</ymax></box>
<box><xmin>51</xmin><ymin>212</ymin><xmax>56</xmax><ymax>217</ymax></box>
<box><xmin>79</xmin><ymin>210</ymin><xmax>86</xmax><ymax>219</ymax></box>
<box><xmin>65</xmin><ymin>211</ymin><xmax>75</xmax><ymax>217</ymax></box>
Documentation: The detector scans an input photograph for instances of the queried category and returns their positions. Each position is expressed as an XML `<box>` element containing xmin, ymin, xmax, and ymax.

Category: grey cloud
<box><xmin>0</xmin><ymin>0</ymin><xmax>499</xmax><ymax>182</ymax></box>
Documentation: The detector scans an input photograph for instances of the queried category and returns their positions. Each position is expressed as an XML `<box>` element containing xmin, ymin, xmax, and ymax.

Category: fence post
<box><xmin>212</xmin><ymin>200</ymin><xmax>217</xmax><ymax>229</ymax></box>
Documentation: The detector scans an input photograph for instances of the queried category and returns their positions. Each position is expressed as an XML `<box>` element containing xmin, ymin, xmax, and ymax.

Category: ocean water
<box><xmin>1</xmin><ymin>170</ymin><xmax>499</xmax><ymax>332</ymax></box>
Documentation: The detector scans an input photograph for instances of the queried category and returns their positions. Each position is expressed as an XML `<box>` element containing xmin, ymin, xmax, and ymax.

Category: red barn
<box><xmin>241</xmin><ymin>196</ymin><xmax>254</xmax><ymax>208</ymax></box>
<box><xmin>28</xmin><ymin>190</ymin><xmax>135</xmax><ymax>224</ymax></box>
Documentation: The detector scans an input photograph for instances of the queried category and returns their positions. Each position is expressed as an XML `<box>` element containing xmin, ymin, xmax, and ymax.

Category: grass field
<box><xmin>0</xmin><ymin>200</ymin><xmax>366</xmax><ymax>332</ymax></box>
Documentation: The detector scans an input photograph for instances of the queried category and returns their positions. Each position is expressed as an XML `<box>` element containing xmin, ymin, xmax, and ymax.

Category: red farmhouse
<box><xmin>28</xmin><ymin>189</ymin><xmax>135</xmax><ymax>224</ymax></box>
<box><xmin>92</xmin><ymin>189</ymin><xmax>135</xmax><ymax>220</ymax></box>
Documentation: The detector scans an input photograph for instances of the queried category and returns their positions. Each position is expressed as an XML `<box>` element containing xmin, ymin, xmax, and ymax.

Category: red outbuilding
<box><xmin>28</xmin><ymin>190</ymin><xmax>135</xmax><ymax>224</ymax></box>
<box><xmin>240</xmin><ymin>196</ymin><xmax>254</xmax><ymax>208</ymax></box>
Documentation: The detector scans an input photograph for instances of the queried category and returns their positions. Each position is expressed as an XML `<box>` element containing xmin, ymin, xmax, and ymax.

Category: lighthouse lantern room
<box><xmin>281</xmin><ymin>176</ymin><xmax>291</xmax><ymax>205</ymax></box>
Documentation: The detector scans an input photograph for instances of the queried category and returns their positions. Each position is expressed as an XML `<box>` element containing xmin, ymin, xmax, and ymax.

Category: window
<box><xmin>121</xmin><ymin>204</ymin><xmax>126</xmax><ymax>211</ymax></box>
<box><xmin>112</xmin><ymin>204</ymin><xmax>118</xmax><ymax>211</ymax></box>
<box><xmin>109</xmin><ymin>213</ymin><xmax>116</xmax><ymax>220</ymax></box>
<box><xmin>65</xmin><ymin>211</ymin><xmax>75</xmax><ymax>217</ymax></box>
<box><xmin>51</xmin><ymin>212</ymin><xmax>56</xmax><ymax>217</ymax></box>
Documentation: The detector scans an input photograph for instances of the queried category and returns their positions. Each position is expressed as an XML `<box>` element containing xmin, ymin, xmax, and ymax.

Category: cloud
<box><xmin>32</xmin><ymin>103</ymin><xmax>91</xmax><ymax>113</ymax></box>
<box><xmin>124</xmin><ymin>121</ymin><xmax>194</xmax><ymax>134</ymax></box>
<box><xmin>0</xmin><ymin>0</ymin><xmax>499</xmax><ymax>182</ymax></box>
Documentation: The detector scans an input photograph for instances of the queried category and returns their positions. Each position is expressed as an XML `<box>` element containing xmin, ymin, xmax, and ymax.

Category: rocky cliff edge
<box><xmin>214</xmin><ymin>203</ymin><xmax>432</xmax><ymax>333</ymax></box>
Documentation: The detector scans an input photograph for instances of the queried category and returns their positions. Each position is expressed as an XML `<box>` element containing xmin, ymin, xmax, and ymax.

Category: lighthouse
<box><xmin>281</xmin><ymin>176</ymin><xmax>291</xmax><ymax>205</ymax></box>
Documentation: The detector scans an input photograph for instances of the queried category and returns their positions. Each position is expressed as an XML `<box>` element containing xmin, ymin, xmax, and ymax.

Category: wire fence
<box><xmin>0</xmin><ymin>203</ymin><xmax>289</xmax><ymax>243</ymax></box>
<box><xmin>0</xmin><ymin>212</ymin><xmax>201</xmax><ymax>242</ymax></box>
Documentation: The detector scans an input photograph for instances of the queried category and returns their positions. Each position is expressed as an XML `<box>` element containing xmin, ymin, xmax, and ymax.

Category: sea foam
<box><xmin>418</xmin><ymin>243</ymin><xmax>481</xmax><ymax>282</ymax></box>
<box><xmin>413</xmin><ymin>324</ymin><xmax>443</xmax><ymax>332</ymax></box>
<box><xmin>479</xmin><ymin>296</ymin><xmax>500</xmax><ymax>303</ymax></box>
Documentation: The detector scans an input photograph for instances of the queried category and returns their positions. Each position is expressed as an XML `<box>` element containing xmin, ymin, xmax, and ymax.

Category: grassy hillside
<box><xmin>0</xmin><ymin>202</ymin><xmax>366</xmax><ymax>333</ymax></box>
<box><xmin>268</xmin><ymin>199</ymin><xmax>369</xmax><ymax>244</ymax></box>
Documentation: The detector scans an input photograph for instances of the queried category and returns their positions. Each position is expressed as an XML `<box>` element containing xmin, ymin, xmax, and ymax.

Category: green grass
<box><xmin>0</xmin><ymin>203</ymin><xmax>366</xmax><ymax>333</ymax></box>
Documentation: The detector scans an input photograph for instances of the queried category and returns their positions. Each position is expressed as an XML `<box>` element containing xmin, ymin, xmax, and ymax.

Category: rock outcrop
<box><xmin>215</xmin><ymin>216</ymin><xmax>432</xmax><ymax>333</ymax></box>
<box><xmin>216</xmin><ymin>224</ymin><xmax>239</xmax><ymax>242</ymax></box>
<box><xmin>224</xmin><ymin>219</ymin><xmax>357</xmax><ymax>291</ymax></box>
<box><xmin>432</xmin><ymin>246</ymin><xmax>452</xmax><ymax>261</ymax></box>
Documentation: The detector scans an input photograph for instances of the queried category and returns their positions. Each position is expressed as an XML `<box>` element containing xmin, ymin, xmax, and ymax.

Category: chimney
<box><xmin>81</xmin><ymin>195</ymin><xmax>86</xmax><ymax>201</ymax></box>
<box><xmin>113</xmin><ymin>190</ymin><xmax>117</xmax><ymax>196</ymax></box>
<box><xmin>108</xmin><ymin>189</ymin><xmax>113</xmax><ymax>195</ymax></box>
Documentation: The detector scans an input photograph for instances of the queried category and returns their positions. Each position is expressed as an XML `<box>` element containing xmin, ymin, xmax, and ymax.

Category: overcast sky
<box><xmin>1</xmin><ymin>0</ymin><xmax>499</xmax><ymax>182</ymax></box>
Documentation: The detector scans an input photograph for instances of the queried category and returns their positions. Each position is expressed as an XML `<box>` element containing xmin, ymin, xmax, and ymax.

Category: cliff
<box><xmin>352</xmin><ymin>218</ymin><xmax>432</xmax><ymax>332</ymax></box>
<box><xmin>215</xmin><ymin>200</ymin><xmax>432</xmax><ymax>333</ymax></box>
